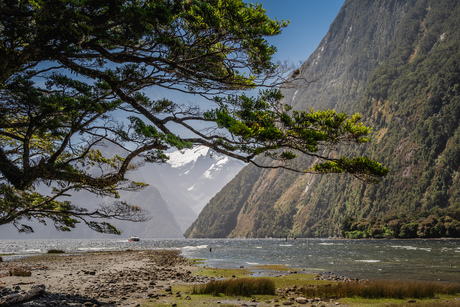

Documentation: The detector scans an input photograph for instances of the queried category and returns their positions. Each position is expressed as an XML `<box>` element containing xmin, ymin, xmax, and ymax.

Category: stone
<box><xmin>295</xmin><ymin>297</ymin><xmax>308</xmax><ymax>304</ymax></box>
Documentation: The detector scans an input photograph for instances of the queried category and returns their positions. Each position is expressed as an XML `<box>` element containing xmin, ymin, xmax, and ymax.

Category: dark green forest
<box><xmin>341</xmin><ymin>209</ymin><xmax>460</xmax><ymax>239</ymax></box>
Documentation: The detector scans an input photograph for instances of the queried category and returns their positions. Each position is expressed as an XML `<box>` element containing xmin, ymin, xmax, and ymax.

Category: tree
<box><xmin>0</xmin><ymin>0</ymin><xmax>389</xmax><ymax>234</ymax></box>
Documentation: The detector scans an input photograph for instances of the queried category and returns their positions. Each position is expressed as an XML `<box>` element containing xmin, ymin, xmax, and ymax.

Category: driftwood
<box><xmin>0</xmin><ymin>284</ymin><xmax>45</xmax><ymax>306</ymax></box>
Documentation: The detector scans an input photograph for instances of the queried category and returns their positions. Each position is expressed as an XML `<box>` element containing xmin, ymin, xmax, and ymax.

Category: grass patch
<box><xmin>301</xmin><ymin>280</ymin><xmax>460</xmax><ymax>300</ymax></box>
<box><xmin>274</xmin><ymin>272</ymin><xmax>336</xmax><ymax>288</ymax></box>
<box><xmin>141</xmin><ymin>269</ymin><xmax>460</xmax><ymax>307</ymax></box>
<box><xmin>340</xmin><ymin>296</ymin><xmax>460</xmax><ymax>306</ymax></box>
<box><xmin>191</xmin><ymin>278</ymin><xmax>275</xmax><ymax>296</ymax></box>
<box><xmin>250</xmin><ymin>264</ymin><xmax>291</xmax><ymax>271</ymax></box>
<box><xmin>187</xmin><ymin>258</ymin><xmax>206</xmax><ymax>265</ymax></box>
<box><xmin>141</xmin><ymin>265</ymin><xmax>460</xmax><ymax>306</ymax></box>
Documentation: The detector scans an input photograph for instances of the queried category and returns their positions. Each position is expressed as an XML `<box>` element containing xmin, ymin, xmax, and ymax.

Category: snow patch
<box><xmin>167</xmin><ymin>146</ymin><xmax>210</xmax><ymax>168</ymax></box>
<box><xmin>292</xmin><ymin>89</ymin><xmax>299</xmax><ymax>103</ymax></box>
<box><xmin>215</xmin><ymin>156</ymin><xmax>229</xmax><ymax>165</ymax></box>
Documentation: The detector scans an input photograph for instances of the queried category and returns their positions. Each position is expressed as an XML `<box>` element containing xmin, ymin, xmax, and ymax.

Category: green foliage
<box><xmin>341</xmin><ymin>208</ymin><xmax>460</xmax><ymax>238</ymax></box>
<box><xmin>208</xmin><ymin>90</ymin><xmax>388</xmax><ymax>182</ymax></box>
<box><xmin>302</xmin><ymin>280</ymin><xmax>460</xmax><ymax>300</ymax></box>
<box><xmin>191</xmin><ymin>278</ymin><xmax>275</xmax><ymax>297</ymax></box>
<box><xmin>0</xmin><ymin>0</ymin><xmax>288</xmax><ymax>233</ymax></box>
<box><xmin>312</xmin><ymin>156</ymin><xmax>389</xmax><ymax>183</ymax></box>
<box><xmin>0</xmin><ymin>183</ymin><xmax>147</xmax><ymax>234</ymax></box>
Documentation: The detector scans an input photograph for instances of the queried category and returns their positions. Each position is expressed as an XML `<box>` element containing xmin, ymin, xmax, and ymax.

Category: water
<box><xmin>1</xmin><ymin>238</ymin><xmax>459</xmax><ymax>283</ymax></box>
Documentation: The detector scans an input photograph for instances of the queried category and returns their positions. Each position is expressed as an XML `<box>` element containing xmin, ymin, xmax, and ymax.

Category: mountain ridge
<box><xmin>185</xmin><ymin>0</ymin><xmax>460</xmax><ymax>239</ymax></box>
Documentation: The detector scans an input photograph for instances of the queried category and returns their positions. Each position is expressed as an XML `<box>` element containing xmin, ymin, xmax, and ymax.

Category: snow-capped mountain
<box><xmin>142</xmin><ymin>146</ymin><xmax>245</xmax><ymax>228</ymax></box>
<box><xmin>167</xmin><ymin>146</ymin><xmax>242</xmax><ymax>199</ymax></box>
<box><xmin>168</xmin><ymin>146</ymin><xmax>244</xmax><ymax>212</ymax></box>
<box><xmin>167</xmin><ymin>146</ymin><xmax>212</xmax><ymax>169</ymax></box>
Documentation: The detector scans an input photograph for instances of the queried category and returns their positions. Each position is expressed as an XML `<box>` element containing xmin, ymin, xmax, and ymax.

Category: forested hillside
<box><xmin>185</xmin><ymin>0</ymin><xmax>460</xmax><ymax>238</ymax></box>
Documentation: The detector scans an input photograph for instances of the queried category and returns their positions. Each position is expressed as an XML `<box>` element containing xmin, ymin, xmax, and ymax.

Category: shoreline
<box><xmin>0</xmin><ymin>250</ymin><xmax>200</xmax><ymax>306</ymax></box>
<box><xmin>2</xmin><ymin>250</ymin><xmax>459</xmax><ymax>307</ymax></box>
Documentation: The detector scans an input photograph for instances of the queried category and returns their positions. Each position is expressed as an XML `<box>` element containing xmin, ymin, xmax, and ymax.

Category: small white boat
<box><xmin>128</xmin><ymin>236</ymin><xmax>140</xmax><ymax>242</ymax></box>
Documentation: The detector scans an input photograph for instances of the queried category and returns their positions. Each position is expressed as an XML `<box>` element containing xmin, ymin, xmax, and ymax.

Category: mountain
<box><xmin>140</xmin><ymin>146</ymin><xmax>245</xmax><ymax>231</ymax></box>
<box><xmin>0</xmin><ymin>184</ymin><xmax>184</xmax><ymax>240</ymax></box>
<box><xmin>185</xmin><ymin>0</ymin><xmax>460</xmax><ymax>238</ymax></box>
<box><xmin>0</xmin><ymin>146</ymin><xmax>244</xmax><ymax>239</ymax></box>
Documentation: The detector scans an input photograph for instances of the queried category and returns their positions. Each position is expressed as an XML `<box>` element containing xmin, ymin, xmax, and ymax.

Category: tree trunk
<box><xmin>0</xmin><ymin>284</ymin><xmax>45</xmax><ymax>306</ymax></box>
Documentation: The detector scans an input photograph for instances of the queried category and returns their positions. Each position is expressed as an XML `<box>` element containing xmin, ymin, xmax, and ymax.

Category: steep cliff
<box><xmin>185</xmin><ymin>0</ymin><xmax>460</xmax><ymax>238</ymax></box>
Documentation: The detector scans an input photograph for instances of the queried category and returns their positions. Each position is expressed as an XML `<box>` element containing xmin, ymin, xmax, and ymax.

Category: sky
<box><xmin>246</xmin><ymin>0</ymin><xmax>345</xmax><ymax>64</ymax></box>
<box><xmin>146</xmin><ymin>1</ymin><xmax>345</xmax><ymax>103</ymax></box>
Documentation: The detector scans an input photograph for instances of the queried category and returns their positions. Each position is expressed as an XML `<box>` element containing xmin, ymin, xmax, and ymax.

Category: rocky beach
<box><xmin>1</xmin><ymin>244</ymin><xmax>459</xmax><ymax>307</ymax></box>
<box><xmin>0</xmin><ymin>250</ymin><xmax>375</xmax><ymax>307</ymax></box>
<box><xmin>0</xmin><ymin>250</ymin><xmax>199</xmax><ymax>306</ymax></box>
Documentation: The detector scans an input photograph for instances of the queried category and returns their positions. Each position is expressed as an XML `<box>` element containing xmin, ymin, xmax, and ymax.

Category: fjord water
<box><xmin>1</xmin><ymin>238</ymin><xmax>458</xmax><ymax>283</ymax></box>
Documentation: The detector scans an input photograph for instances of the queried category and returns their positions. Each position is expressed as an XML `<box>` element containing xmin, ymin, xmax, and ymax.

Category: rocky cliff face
<box><xmin>185</xmin><ymin>0</ymin><xmax>460</xmax><ymax>238</ymax></box>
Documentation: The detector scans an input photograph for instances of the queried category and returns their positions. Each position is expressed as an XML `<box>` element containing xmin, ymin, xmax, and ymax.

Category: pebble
<box><xmin>314</xmin><ymin>272</ymin><xmax>366</xmax><ymax>283</ymax></box>
<box><xmin>0</xmin><ymin>250</ymin><xmax>198</xmax><ymax>306</ymax></box>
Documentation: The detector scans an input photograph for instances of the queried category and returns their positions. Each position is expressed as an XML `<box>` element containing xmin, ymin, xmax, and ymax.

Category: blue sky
<box><xmin>147</xmin><ymin>1</ymin><xmax>345</xmax><ymax>104</ymax></box>
<box><xmin>247</xmin><ymin>0</ymin><xmax>345</xmax><ymax>64</ymax></box>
